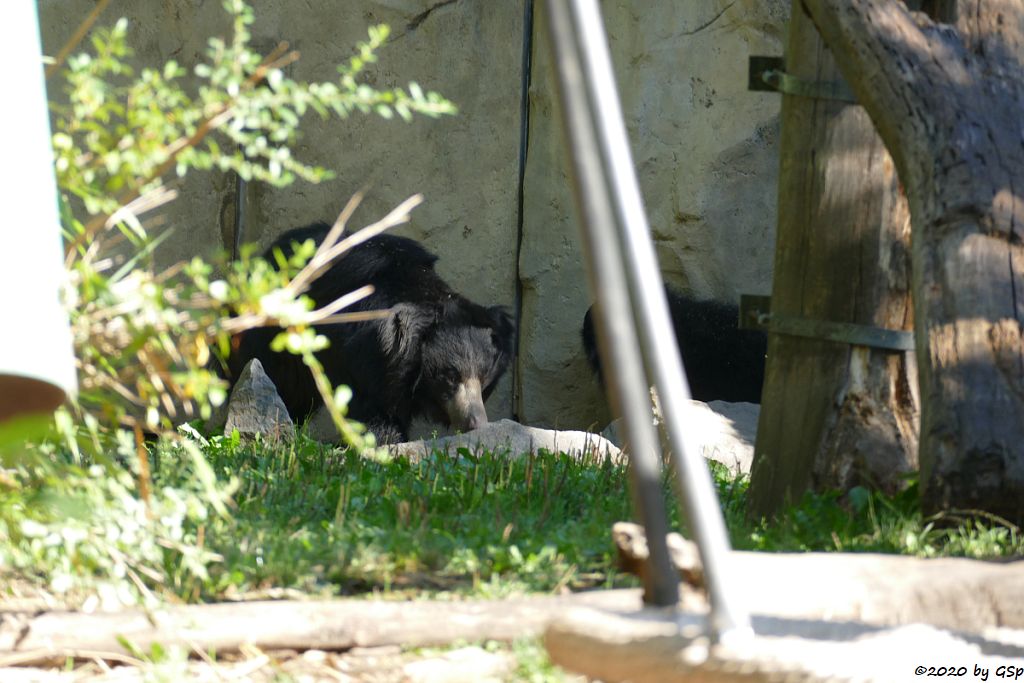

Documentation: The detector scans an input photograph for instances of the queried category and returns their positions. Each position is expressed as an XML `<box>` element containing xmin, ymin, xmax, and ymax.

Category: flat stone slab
<box><xmin>387</xmin><ymin>418</ymin><xmax>623</xmax><ymax>462</ymax></box>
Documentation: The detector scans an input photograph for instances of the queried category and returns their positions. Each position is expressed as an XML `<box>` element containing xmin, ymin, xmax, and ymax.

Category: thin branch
<box><xmin>107</xmin><ymin>187</ymin><xmax>179</xmax><ymax>232</ymax></box>
<box><xmin>315</xmin><ymin>310</ymin><xmax>390</xmax><ymax>325</ymax></box>
<box><xmin>320</xmin><ymin>188</ymin><xmax>367</xmax><ymax>258</ymax></box>
<box><xmin>64</xmin><ymin>45</ymin><xmax>300</xmax><ymax>262</ymax></box>
<box><xmin>287</xmin><ymin>193</ymin><xmax>423</xmax><ymax>296</ymax></box>
<box><xmin>308</xmin><ymin>284</ymin><xmax>375</xmax><ymax>320</ymax></box>
<box><xmin>0</xmin><ymin>649</ymin><xmax>146</xmax><ymax>668</ymax></box>
<box><xmin>65</xmin><ymin>107</ymin><xmax>233</xmax><ymax>266</ymax></box>
<box><xmin>92</xmin><ymin>372</ymin><xmax>146</xmax><ymax>407</ymax></box>
<box><xmin>45</xmin><ymin>0</ymin><xmax>113</xmax><ymax>79</ymax></box>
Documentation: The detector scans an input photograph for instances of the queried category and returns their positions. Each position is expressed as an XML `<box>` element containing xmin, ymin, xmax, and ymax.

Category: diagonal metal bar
<box><xmin>542</xmin><ymin>0</ymin><xmax>679</xmax><ymax>608</ymax></box>
<box><xmin>542</xmin><ymin>0</ymin><xmax>752</xmax><ymax>643</ymax></box>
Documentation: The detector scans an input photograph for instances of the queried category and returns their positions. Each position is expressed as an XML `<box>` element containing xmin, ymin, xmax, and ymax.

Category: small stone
<box><xmin>301</xmin><ymin>649</ymin><xmax>328</xmax><ymax>664</ymax></box>
<box><xmin>402</xmin><ymin>646</ymin><xmax>513</xmax><ymax>683</ymax></box>
<box><xmin>223</xmin><ymin>358</ymin><xmax>295</xmax><ymax>442</ymax></box>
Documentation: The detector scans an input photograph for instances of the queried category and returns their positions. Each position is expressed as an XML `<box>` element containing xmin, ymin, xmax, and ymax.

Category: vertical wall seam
<box><xmin>512</xmin><ymin>0</ymin><xmax>535</xmax><ymax>421</ymax></box>
<box><xmin>232</xmin><ymin>170</ymin><xmax>247</xmax><ymax>260</ymax></box>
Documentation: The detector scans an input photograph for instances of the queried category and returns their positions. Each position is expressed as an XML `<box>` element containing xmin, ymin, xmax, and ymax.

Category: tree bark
<box><xmin>748</xmin><ymin>0</ymin><xmax>919</xmax><ymax>519</ymax></box>
<box><xmin>801</xmin><ymin>0</ymin><xmax>1024</xmax><ymax>524</ymax></box>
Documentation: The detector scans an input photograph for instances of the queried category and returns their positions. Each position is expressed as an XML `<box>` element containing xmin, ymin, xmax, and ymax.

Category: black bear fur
<box><xmin>581</xmin><ymin>287</ymin><xmax>766</xmax><ymax>404</ymax></box>
<box><xmin>228</xmin><ymin>223</ymin><xmax>514</xmax><ymax>443</ymax></box>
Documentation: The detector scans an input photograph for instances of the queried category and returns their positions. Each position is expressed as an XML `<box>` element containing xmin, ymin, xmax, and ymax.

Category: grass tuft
<box><xmin>0</xmin><ymin>428</ymin><xmax>1019</xmax><ymax>607</ymax></box>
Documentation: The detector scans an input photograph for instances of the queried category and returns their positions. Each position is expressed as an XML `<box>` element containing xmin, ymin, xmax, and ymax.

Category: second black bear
<box><xmin>229</xmin><ymin>223</ymin><xmax>514</xmax><ymax>443</ymax></box>
<box><xmin>581</xmin><ymin>287</ymin><xmax>766</xmax><ymax>403</ymax></box>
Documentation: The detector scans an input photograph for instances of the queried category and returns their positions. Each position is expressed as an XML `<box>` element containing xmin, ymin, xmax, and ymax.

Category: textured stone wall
<box><xmin>518</xmin><ymin>1</ymin><xmax>788</xmax><ymax>429</ymax></box>
<box><xmin>39</xmin><ymin>0</ymin><xmax>525</xmax><ymax>432</ymax></box>
<box><xmin>40</xmin><ymin>0</ymin><xmax>787</xmax><ymax>434</ymax></box>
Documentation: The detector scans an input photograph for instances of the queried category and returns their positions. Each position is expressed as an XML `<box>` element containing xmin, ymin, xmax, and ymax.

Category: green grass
<box><xmin>159</xmin><ymin>430</ymin><xmax>638</xmax><ymax>601</ymax></box>
<box><xmin>712</xmin><ymin>463</ymin><xmax>1021</xmax><ymax>557</ymax></box>
<box><xmin>1</xmin><ymin>427</ymin><xmax>1020</xmax><ymax>608</ymax></box>
<box><xmin>182</xmin><ymin>432</ymin><xmax>1023</xmax><ymax>601</ymax></box>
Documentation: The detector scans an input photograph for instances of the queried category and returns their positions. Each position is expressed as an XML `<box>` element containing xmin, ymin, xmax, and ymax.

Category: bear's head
<box><xmin>381</xmin><ymin>299</ymin><xmax>514</xmax><ymax>433</ymax></box>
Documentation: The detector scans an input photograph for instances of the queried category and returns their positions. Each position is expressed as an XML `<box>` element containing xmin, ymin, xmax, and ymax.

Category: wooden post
<box><xmin>747</xmin><ymin>0</ymin><xmax>919</xmax><ymax>519</ymax></box>
<box><xmin>800</xmin><ymin>0</ymin><xmax>1024</xmax><ymax>525</ymax></box>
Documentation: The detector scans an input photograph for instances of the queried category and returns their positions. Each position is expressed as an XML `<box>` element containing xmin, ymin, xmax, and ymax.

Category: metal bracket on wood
<box><xmin>739</xmin><ymin>294</ymin><xmax>914</xmax><ymax>352</ymax></box>
<box><xmin>748</xmin><ymin>56</ymin><xmax>857</xmax><ymax>104</ymax></box>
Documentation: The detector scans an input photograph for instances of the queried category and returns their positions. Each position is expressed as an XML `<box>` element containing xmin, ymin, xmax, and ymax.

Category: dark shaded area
<box><xmin>0</xmin><ymin>375</ymin><xmax>67</xmax><ymax>423</ymax></box>
<box><xmin>581</xmin><ymin>287</ymin><xmax>767</xmax><ymax>404</ymax></box>
<box><xmin>406</xmin><ymin>0</ymin><xmax>458</xmax><ymax>33</ymax></box>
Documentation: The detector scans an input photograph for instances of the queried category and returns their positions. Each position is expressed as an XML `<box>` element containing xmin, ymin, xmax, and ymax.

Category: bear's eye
<box><xmin>426</xmin><ymin>370</ymin><xmax>460</xmax><ymax>396</ymax></box>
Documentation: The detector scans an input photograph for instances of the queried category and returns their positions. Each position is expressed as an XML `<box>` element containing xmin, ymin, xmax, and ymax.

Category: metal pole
<box><xmin>542</xmin><ymin>0</ymin><xmax>679</xmax><ymax>607</ymax></box>
<box><xmin>0</xmin><ymin>0</ymin><xmax>78</xmax><ymax>424</ymax></box>
<box><xmin>544</xmin><ymin>0</ymin><xmax>752</xmax><ymax>643</ymax></box>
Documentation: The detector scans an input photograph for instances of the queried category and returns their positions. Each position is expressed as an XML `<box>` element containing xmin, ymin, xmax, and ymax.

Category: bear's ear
<box><xmin>486</xmin><ymin>305</ymin><xmax>515</xmax><ymax>357</ymax></box>
<box><xmin>379</xmin><ymin>303</ymin><xmax>435</xmax><ymax>361</ymax></box>
<box><xmin>452</xmin><ymin>300</ymin><xmax>507</xmax><ymax>330</ymax></box>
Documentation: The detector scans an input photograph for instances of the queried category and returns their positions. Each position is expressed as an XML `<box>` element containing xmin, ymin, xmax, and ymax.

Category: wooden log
<box><xmin>613</xmin><ymin>521</ymin><xmax>705</xmax><ymax>589</ymax></box>
<box><xmin>1</xmin><ymin>552</ymin><xmax>1021</xmax><ymax>665</ymax></box>
<box><xmin>801</xmin><ymin>0</ymin><xmax>1024</xmax><ymax>523</ymax></box>
<box><xmin>748</xmin><ymin>0</ymin><xmax>918</xmax><ymax>519</ymax></box>
<box><xmin>0</xmin><ymin>592</ymin><xmax>638</xmax><ymax>665</ymax></box>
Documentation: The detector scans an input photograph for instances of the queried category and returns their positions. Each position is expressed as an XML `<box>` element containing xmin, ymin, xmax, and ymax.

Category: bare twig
<box><xmin>106</xmin><ymin>187</ymin><xmax>180</xmax><ymax>233</ymax></box>
<box><xmin>315</xmin><ymin>310</ymin><xmax>390</xmax><ymax>325</ymax></box>
<box><xmin>65</xmin><ymin>107</ymin><xmax>234</xmax><ymax>266</ymax></box>
<box><xmin>308</xmin><ymin>285</ymin><xmax>375</xmax><ymax>320</ymax></box>
<box><xmin>134</xmin><ymin>425</ymin><xmax>152</xmax><ymax>512</ymax></box>
<box><xmin>320</xmin><ymin>187</ymin><xmax>367</xmax><ymax>254</ymax></box>
<box><xmin>220</xmin><ymin>308</ymin><xmax>388</xmax><ymax>335</ymax></box>
<box><xmin>0</xmin><ymin>649</ymin><xmax>146</xmax><ymax>668</ymax></box>
<box><xmin>45</xmin><ymin>0</ymin><xmax>113</xmax><ymax>79</ymax></box>
<box><xmin>286</xmin><ymin>193</ymin><xmax>423</xmax><ymax>297</ymax></box>
<box><xmin>91</xmin><ymin>371</ymin><xmax>146</xmax><ymax>407</ymax></box>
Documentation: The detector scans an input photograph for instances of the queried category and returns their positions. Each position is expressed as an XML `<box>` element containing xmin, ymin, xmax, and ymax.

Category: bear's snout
<box><xmin>463</xmin><ymin>409</ymin><xmax>486</xmax><ymax>432</ymax></box>
<box><xmin>446</xmin><ymin>377</ymin><xmax>488</xmax><ymax>433</ymax></box>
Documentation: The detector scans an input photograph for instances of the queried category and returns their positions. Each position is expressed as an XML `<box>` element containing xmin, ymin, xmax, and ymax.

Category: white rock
<box><xmin>602</xmin><ymin>400</ymin><xmax>758</xmax><ymax>475</ymax></box>
<box><xmin>389</xmin><ymin>419</ymin><xmax>622</xmax><ymax>463</ymax></box>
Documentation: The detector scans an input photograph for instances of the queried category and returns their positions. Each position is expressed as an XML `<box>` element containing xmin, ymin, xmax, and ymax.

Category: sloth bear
<box><xmin>581</xmin><ymin>287</ymin><xmax>767</xmax><ymax>404</ymax></box>
<box><xmin>228</xmin><ymin>223</ymin><xmax>514</xmax><ymax>443</ymax></box>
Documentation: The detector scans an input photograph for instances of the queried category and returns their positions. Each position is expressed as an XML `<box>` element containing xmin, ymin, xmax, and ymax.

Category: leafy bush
<box><xmin>0</xmin><ymin>0</ymin><xmax>453</xmax><ymax>608</ymax></box>
<box><xmin>56</xmin><ymin>0</ymin><xmax>453</xmax><ymax>437</ymax></box>
<box><xmin>0</xmin><ymin>430</ymin><xmax>230</xmax><ymax>608</ymax></box>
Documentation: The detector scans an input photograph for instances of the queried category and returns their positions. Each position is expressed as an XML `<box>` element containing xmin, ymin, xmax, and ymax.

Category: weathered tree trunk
<box><xmin>747</xmin><ymin>0</ymin><xmax>919</xmax><ymax>518</ymax></box>
<box><xmin>802</xmin><ymin>0</ymin><xmax>1024</xmax><ymax>524</ymax></box>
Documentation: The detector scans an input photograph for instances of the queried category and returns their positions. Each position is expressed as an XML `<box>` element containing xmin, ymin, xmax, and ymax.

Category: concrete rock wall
<box><xmin>518</xmin><ymin>0</ymin><xmax>787</xmax><ymax>429</ymax></box>
<box><xmin>40</xmin><ymin>0</ymin><xmax>787</xmax><ymax>434</ymax></box>
<box><xmin>40</xmin><ymin>0</ymin><xmax>524</xmax><ymax>433</ymax></box>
